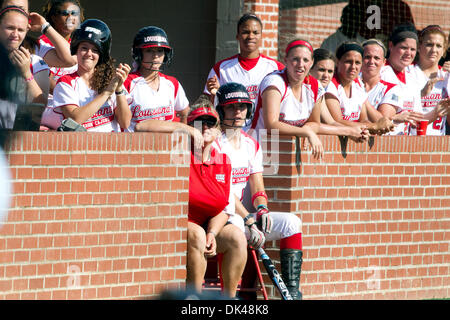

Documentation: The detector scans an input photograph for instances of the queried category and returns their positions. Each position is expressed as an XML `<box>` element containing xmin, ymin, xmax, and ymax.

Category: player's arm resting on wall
<box><xmin>379</xmin><ymin>103</ymin><xmax>424</xmax><ymax>125</ymax></box>
<box><xmin>29</xmin><ymin>12</ymin><xmax>76</xmax><ymax>68</ymax></box>
<box><xmin>317</xmin><ymin>98</ymin><xmax>368</xmax><ymax>141</ymax></box>
<box><xmin>177</xmin><ymin>106</ymin><xmax>189</xmax><ymax>124</ymax></box>
<box><xmin>262</xmin><ymin>87</ymin><xmax>323</xmax><ymax>160</ymax></box>
<box><xmin>135</xmin><ymin>119</ymin><xmax>204</xmax><ymax>149</ymax></box>
<box><xmin>262</xmin><ymin>87</ymin><xmax>314</xmax><ymax>137</ymax></box>
<box><xmin>325</xmin><ymin>93</ymin><xmax>361</xmax><ymax>128</ymax></box>
<box><xmin>360</xmin><ymin>100</ymin><xmax>394</xmax><ymax>135</ymax></box>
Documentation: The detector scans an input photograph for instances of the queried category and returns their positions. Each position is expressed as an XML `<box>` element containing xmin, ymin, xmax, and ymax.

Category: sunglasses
<box><xmin>56</xmin><ymin>9</ymin><xmax>80</xmax><ymax>16</ymax></box>
<box><xmin>190</xmin><ymin>117</ymin><xmax>217</xmax><ymax>128</ymax></box>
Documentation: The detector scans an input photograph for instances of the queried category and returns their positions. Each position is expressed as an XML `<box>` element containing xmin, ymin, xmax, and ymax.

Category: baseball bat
<box><xmin>257</xmin><ymin>247</ymin><xmax>293</xmax><ymax>300</ymax></box>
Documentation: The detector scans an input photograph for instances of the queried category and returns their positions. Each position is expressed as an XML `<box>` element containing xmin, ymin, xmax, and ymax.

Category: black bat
<box><xmin>257</xmin><ymin>247</ymin><xmax>293</xmax><ymax>300</ymax></box>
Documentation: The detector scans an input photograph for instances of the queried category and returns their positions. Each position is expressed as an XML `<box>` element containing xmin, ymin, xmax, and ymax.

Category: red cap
<box><xmin>187</xmin><ymin>106</ymin><xmax>219</xmax><ymax>124</ymax></box>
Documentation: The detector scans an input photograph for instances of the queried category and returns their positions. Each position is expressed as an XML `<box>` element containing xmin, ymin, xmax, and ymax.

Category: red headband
<box><xmin>285</xmin><ymin>40</ymin><xmax>313</xmax><ymax>56</ymax></box>
<box><xmin>0</xmin><ymin>5</ymin><xmax>28</xmax><ymax>18</ymax></box>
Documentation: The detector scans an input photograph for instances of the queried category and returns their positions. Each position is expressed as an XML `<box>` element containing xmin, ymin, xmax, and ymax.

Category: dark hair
<box><xmin>42</xmin><ymin>0</ymin><xmax>84</xmax><ymax>27</ymax></box>
<box><xmin>90</xmin><ymin>57</ymin><xmax>116</xmax><ymax>94</ymax></box>
<box><xmin>389</xmin><ymin>23</ymin><xmax>418</xmax><ymax>46</ymax></box>
<box><xmin>0</xmin><ymin>42</ymin><xmax>20</xmax><ymax>101</ymax></box>
<box><xmin>237</xmin><ymin>13</ymin><xmax>262</xmax><ymax>33</ymax></box>
<box><xmin>335</xmin><ymin>41</ymin><xmax>364</xmax><ymax>60</ymax></box>
<box><xmin>312</xmin><ymin>48</ymin><xmax>336</xmax><ymax>69</ymax></box>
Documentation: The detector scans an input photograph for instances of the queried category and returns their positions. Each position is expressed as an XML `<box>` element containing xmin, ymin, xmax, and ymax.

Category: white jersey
<box><xmin>123</xmin><ymin>71</ymin><xmax>189</xmax><ymax>132</ymax></box>
<box><xmin>204</xmin><ymin>54</ymin><xmax>284</xmax><ymax>131</ymax></box>
<box><xmin>35</xmin><ymin>35</ymin><xmax>78</xmax><ymax>82</ymax></box>
<box><xmin>53</xmin><ymin>72</ymin><xmax>121</xmax><ymax>132</ymax></box>
<box><xmin>410</xmin><ymin>65</ymin><xmax>449</xmax><ymax>136</ymax></box>
<box><xmin>31</xmin><ymin>54</ymin><xmax>50</xmax><ymax>76</ymax></box>
<box><xmin>380</xmin><ymin>63</ymin><xmax>423</xmax><ymax>135</ymax></box>
<box><xmin>212</xmin><ymin>131</ymin><xmax>264</xmax><ymax>201</ymax></box>
<box><xmin>36</xmin><ymin>35</ymin><xmax>77</xmax><ymax>130</ymax></box>
<box><xmin>325</xmin><ymin>76</ymin><xmax>368</xmax><ymax>122</ymax></box>
<box><xmin>252</xmin><ymin>70</ymin><xmax>324</xmax><ymax>131</ymax></box>
<box><xmin>366</xmin><ymin>79</ymin><xmax>402</xmax><ymax>110</ymax></box>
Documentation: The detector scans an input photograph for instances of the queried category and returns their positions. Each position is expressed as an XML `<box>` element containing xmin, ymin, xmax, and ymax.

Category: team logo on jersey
<box><xmin>232</xmin><ymin>167</ymin><xmax>250</xmax><ymax>184</ymax></box>
<box><xmin>391</xmin><ymin>94</ymin><xmax>398</xmax><ymax>102</ymax></box>
<box><xmin>215</xmin><ymin>174</ymin><xmax>225</xmax><ymax>183</ymax></box>
<box><xmin>246</xmin><ymin>85</ymin><xmax>258</xmax><ymax>100</ymax></box>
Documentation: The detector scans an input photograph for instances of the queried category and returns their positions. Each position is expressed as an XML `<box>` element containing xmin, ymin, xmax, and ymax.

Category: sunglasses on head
<box><xmin>56</xmin><ymin>9</ymin><xmax>80</xmax><ymax>16</ymax></box>
<box><xmin>190</xmin><ymin>116</ymin><xmax>217</xmax><ymax>128</ymax></box>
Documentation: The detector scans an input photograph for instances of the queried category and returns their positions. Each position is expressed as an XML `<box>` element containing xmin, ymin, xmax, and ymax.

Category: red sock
<box><xmin>280</xmin><ymin>233</ymin><xmax>302</xmax><ymax>250</ymax></box>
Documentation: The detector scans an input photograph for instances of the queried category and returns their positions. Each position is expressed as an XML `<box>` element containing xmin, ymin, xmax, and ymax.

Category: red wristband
<box><xmin>252</xmin><ymin>191</ymin><xmax>268</xmax><ymax>207</ymax></box>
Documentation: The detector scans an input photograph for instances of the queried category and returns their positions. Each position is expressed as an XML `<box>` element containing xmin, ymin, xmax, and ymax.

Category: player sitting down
<box><xmin>212</xmin><ymin>82</ymin><xmax>304</xmax><ymax>300</ymax></box>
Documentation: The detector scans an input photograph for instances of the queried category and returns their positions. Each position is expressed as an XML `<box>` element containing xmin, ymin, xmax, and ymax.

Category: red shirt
<box><xmin>188</xmin><ymin>147</ymin><xmax>232</xmax><ymax>226</ymax></box>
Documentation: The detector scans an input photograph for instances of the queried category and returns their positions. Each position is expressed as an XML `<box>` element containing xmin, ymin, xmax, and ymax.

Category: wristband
<box><xmin>257</xmin><ymin>204</ymin><xmax>268</xmax><ymax>211</ymax></box>
<box><xmin>25</xmin><ymin>74</ymin><xmax>34</xmax><ymax>82</ymax></box>
<box><xmin>243</xmin><ymin>214</ymin><xmax>253</xmax><ymax>225</ymax></box>
<box><xmin>115</xmin><ymin>89</ymin><xmax>126</xmax><ymax>96</ymax></box>
<box><xmin>41</xmin><ymin>22</ymin><xmax>51</xmax><ymax>35</ymax></box>
<box><xmin>207</xmin><ymin>231</ymin><xmax>216</xmax><ymax>237</ymax></box>
<box><xmin>252</xmin><ymin>191</ymin><xmax>268</xmax><ymax>207</ymax></box>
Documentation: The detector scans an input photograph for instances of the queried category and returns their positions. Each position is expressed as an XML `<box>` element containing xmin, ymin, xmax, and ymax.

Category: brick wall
<box><xmin>244</xmin><ymin>0</ymin><xmax>280</xmax><ymax>58</ymax></box>
<box><xmin>262</xmin><ymin>135</ymin><xmax>450</xmax><ymax>300</ymax></box>
<box><xmin>0</xmin><ymin>133</ymin><xmax>448</xmax><ymax>300</ymax></box>
<box><xmin>278</xmin><ymin>0</ymin><xmax>450</xmax><ymax>58</ymax></box>
<box><xmin>0</xmin><ymin>132</ymin><xmax>189</xmax><ymax>300</ymax></box>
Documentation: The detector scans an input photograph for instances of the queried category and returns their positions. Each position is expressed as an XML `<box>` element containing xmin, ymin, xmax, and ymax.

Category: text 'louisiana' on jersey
<box><xmin>204</xmin><ymin>54</ymin><xmax>285</xmax><ymax>101</ymax></box>
<box><xmin>122</xmin><ymin>71</ymin><xmax>189</xmax><ymax>132</ymax></box>
<box><xmin>212</xmin><ymin>130</ymin><xmax>263</xmax><ymax>201</ymax></box>
<box><xmin>52</xmin><ymin>72</ymin><xmax>120</xmax><ymax>132</ymax></box>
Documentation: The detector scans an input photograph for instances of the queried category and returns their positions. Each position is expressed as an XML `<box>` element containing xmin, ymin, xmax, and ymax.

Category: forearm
<box><xmin>135</xmin><ymin>118</ymin><xmax>192</xmax><ymax>134</ymax></box>
<box><xmin>317</xmin><ymin>122</ymin><xmax>355</xmax><ymax>136</ymax></box>
<box><xmin>44</xmin><ymin>26</ymin><xmax>77</xmax><ymax>67</ymax></box>
<box><xmin>207</xmin><ymin>212</ymin><xmax>229</xmax><ymax>236</ymax></box>
<box><xmin>62</xmin><ymin>92</ymin><xmax>110</xmax><ymax>124</ymax></box>
<box><xmin>114</xmin><ymin>95</ymin><xmax>131</xmax><ymax>129</ymax></box>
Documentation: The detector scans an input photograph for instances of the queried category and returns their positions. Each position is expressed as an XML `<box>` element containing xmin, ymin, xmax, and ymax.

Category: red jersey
<box><xmin>188</xmin><ymin>147</ymin><xmax>234</xmax><ymax>226</ymax></box>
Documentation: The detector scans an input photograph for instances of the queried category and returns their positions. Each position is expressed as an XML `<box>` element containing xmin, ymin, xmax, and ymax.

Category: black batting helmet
<box><xmin>215</xmin><ymin>82</ymin><xmax>253</xmax><ymax>124</ymax></box>
<box><xmin>70</xmin><ymin>19</ymin><xmax>112</xmax><ymax>64</ymax></box>
<box><xmin>132</xmin><ymin>26</ymin><xmax>173</xmax><ymax>67</ymax></box>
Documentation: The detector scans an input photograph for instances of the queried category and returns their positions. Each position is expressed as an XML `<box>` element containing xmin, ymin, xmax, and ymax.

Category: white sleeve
<box><xmin>259</xmin><ymin>73</ymin><xmax>285</xmax><ymax>96</ymax></box>
<box><xmin>174</xmin><ymin>82</ymin><xmax>189</xmax><ymax>112</ymax></box>
<box><xmin>249</xmin><ymin>141</ymin><xmax>264</xmax><ymax>175</ymax></box>
<box><xmin>35</xmin><ymin>41</ymin><xmax>54</xmax><ymax>60</ymax></box>
<box><xmin>317</xmin><ymin>81</ymin><xmax>326</xmax><ymax>101</ymax></box>
<box><xmin>325</xmin><ymin>81</ymin><xmax>340</xmax><ymax>101</ymax></box>
<box><xmin>381</xmin><ymin>85</ymin><xmax>403</xmax><ymax>110</ymax></box>
<box><xmin>52</xmin><ymin>82</ymin><xmax>79</xmax><ymax>112</ymax></box>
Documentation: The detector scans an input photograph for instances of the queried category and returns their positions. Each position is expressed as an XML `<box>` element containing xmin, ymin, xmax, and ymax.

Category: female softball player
<box><xmin>52</xmin><ymin>19</ymin><xmax>131</xmax><ymax>132</ymax></box>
